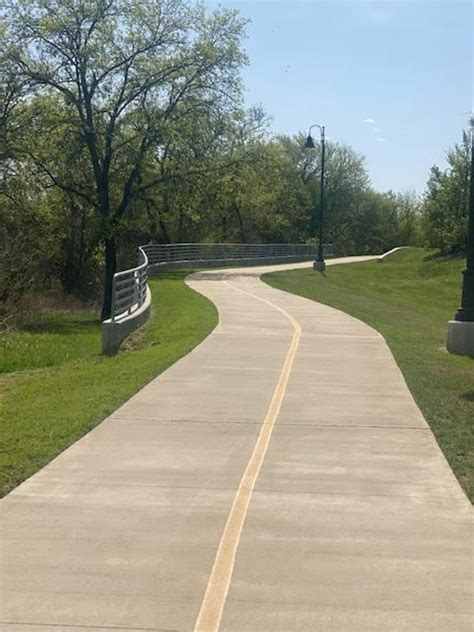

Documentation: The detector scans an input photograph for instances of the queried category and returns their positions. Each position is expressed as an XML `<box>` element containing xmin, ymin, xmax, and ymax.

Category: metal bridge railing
<box><xmin>142</xmin><ymin>243</ymin><xmax>334</xmax><ymax>265</ymax></box>
<box><xmin>109</xmin><ymin>243</ymin><xmax>335</xmax><ymax>320</ymax></box>
<box><xmin>103</xmin><ymin>242</ymin><xmax>334</xmax><ymax>353</ymax></box>
<box><xmin>110</xmin><ymin>247</ymin><xmax>149</xmax><ymax>322</ymax></box>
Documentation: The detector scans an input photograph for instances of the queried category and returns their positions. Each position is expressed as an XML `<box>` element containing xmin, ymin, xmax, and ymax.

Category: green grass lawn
<box><xmin>263</xmin><ymin>248</ymin><xmax>474</xmax><ymax>502</ymax></box>
<box><xmin>0</xmin><ymin>271</ymin><xmax>217</xmax><ymax>497</ymax></box>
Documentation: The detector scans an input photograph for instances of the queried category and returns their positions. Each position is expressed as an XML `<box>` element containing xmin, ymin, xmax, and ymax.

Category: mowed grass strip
<box><xmin>0</xmin><ymin>271</ymin><xmax>218</xmax><ymax>497</ymax></box>
<box><xmin>263</xmin><ymin>248</ymin><xmax>474</xmax><ymax>502</ymax></box>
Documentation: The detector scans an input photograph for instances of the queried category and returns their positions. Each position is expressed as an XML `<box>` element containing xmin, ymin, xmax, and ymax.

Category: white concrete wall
<box><xmin>377</xmin><ymin>246</ymin><xmax>410</xmax><ymax>263</ymax></box>
<box><xmin>101</xmin><ymin>287</ymin><xmax>152</xmax><ymax>355</ymax></box>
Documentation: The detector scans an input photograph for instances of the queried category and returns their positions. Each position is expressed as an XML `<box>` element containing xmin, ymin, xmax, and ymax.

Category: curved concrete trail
<box><xmin>1</xmin><ymin>257</ymin><xmax>472</xmax><ymax>631</ymax></box>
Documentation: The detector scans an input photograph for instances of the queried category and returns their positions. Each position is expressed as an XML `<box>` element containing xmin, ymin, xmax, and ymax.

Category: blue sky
<box><xmin>205</xmin><ymin>1</ymin><xmax>473</xmax><ymax>194</ymax></box>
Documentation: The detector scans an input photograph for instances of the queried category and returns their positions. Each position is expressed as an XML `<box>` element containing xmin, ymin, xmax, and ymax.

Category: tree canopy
<box><xmin>3</xmin><ymin>0</ymin><xmax>255</xmax><ymax>316</ymax></box>
<box><xmin>421</xmin><ymin>130</ymin><xmax>470</xmax><ymax>255</ymax></box>
<box><xmin>0</xmin><ymin>0</ymin><xmax>468</xmax><ymax>323</ymax></box>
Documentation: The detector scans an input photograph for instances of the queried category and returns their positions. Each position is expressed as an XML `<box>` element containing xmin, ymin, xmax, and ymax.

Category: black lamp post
<box><xmin>447</xmin><ymin>116</ymin><xmax>474</xmax><ymax>356</ymax></box>
<box><xmin>305</xmin><ymin>124</ymin><xmax>326</xmax><ymax>272</ymax></box>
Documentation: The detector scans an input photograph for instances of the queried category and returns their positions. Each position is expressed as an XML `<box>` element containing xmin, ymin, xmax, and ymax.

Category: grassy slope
<box><xmin>0</xmin><ymin>271</ymin><xmax>217</xmax><ymax>497</ymax></box>
<box><xmin>263</xmin><ymin>248</ymin><xmax>473</xmax><ymax>501</ymax></box>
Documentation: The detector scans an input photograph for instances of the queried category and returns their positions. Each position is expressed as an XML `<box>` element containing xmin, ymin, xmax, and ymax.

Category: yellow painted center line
<box><xmin>193</xmin><ymin>279</ymin><xmax>301</xmax><ymax>632</ymax></box>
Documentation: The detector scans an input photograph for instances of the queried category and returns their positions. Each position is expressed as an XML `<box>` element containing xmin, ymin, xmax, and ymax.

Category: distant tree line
<box><xmin>0</xmin><ymin>0</ymin><xmax>469</xmax><ymax>319</ymax></box>
<box><xmin>421</xmin><ymin>130</ymin><xmax>471</xmax><ymax>256</ymax></box>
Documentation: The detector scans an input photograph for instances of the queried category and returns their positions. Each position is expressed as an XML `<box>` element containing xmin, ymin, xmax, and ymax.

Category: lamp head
<box><xmin>304</xmin><ymin>135</ymin><xmax>316</xmax><ymax>149</ymax></box>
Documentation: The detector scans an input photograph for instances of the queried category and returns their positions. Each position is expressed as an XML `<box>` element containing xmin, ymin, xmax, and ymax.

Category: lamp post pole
<box><xmin>447</xmin><ymin>116</ymin><xmax>474</xmax><ymax>356</ymax></box>
<box><xmin>305</xmin><ymin>124</ymin><xmax>326</xmax><ymax>272</ymax></box>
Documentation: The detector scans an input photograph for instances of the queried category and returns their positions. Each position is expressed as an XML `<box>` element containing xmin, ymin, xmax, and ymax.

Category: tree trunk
<box><xmin>233</xmin><ymin>202</ymin><xmax>245</xmax><ymax>242</ymax></box>
<box><xmin>78</xmin><ymin>207</ymin><xmax>86</xmax><ymax>269</ymax></box>
<box><xmin>177</xmin><ymin>205</ymin><xmax>184</xmax><ymax>242</ymax></box>
<box><xmin>101</xmin><ymin>236</ymin><xmax>117</xmax><ymax>321</ymax></box>
<box><xmin>61</xmin><ymin>199</ymin><xmax>82</xmax><ymax>295</ymax></box>
<box><xmin>158</xmin><ymin>218</ymin><xmax>171</xmax><ymax>243</ymax></box>
<box><xmin>222</xmin><ymin>214</ymin><xmax>228</xmax><ymax>241</ymax></box>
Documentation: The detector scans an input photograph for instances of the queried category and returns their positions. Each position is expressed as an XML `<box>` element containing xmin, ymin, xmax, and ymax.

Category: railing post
<box><xmin>111</xmin><ymin>274</ymin><xmax>117</xmax><ymax>321</ymax></box>
<box><xmin>129</xmin><ymin>272</ymin><xmax>136</xmax><ymax>314</ymax></box>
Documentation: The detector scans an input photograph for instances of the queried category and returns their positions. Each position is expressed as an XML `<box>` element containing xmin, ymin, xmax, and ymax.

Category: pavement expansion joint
<box><xmin>207</xmin><ymin>597</ymin><xmax>474</xmax><ymax>616</ymax></box>
<box><xmin>18</xmin><ymin>480</ymin><xmax>242</xmax><ymax>492</ymax></box>
<box><xmin>0</xmin><ymin>622</ymin><xmax>183</xmax><ymax>632</ymax></box>
<box><xmin>188</xmin><ymin>364</ymin><xmax>283</xmax><ymax>372</ymax></box>
<box><xmin>252</xmin><ymin>487</ymin><xmax>466</xmax><ymax>502</ymax></box>
<box><xmin>106</xmin><ymin>416</ymin><xmax>431</xmax><ymax>430</ymax></box>
<box><xmin>13</xmin><ymin>481</ymin><xmax>465</xmax><ymax>504</ymax></box>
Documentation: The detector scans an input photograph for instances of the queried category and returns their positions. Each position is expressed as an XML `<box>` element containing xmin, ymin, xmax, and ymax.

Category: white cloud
<box><xmin>363</xmin><ymin>118</ymin><xmax>376</xmax><ymax>124</ymax></box>
<box><xmin>376</xmin><ymin>137</ymin><xmax>386</xmax><ymax>142</ymax></box>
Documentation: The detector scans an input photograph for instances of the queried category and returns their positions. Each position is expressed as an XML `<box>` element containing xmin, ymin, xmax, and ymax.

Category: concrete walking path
<box><xmin>1</xmin><ymin>257</ymin><xmax>472</xmax><ymax>631</ymax></box>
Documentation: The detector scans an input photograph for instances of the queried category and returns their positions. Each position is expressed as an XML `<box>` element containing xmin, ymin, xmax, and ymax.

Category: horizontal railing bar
<box><xmin>109</xmin><ymin>243</ymin><xmax>334</xmax><ymax>323</ymax></box>
<box><xmin>142</xmin><ymin>243</ymin><xmax>334</xmax><ymax>266</ymax></box>
<box><xmin>110</xmin><ymin>247</ymin><xmax>149</xmax><ymax>322</ymax></box>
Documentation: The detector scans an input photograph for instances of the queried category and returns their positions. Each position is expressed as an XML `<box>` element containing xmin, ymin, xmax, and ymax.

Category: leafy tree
<box><xmin>0</xmin><ymin>22</ymin><xmax>29</xmax><ymax>165</ymax></box>
<box><xmin>5</xmin><ymin>0</ymin><xmax>249</xmax><ymax>318</ymax></box>
<box><xmin>1</xmin><ymin>0</ymin><xmax>444</xmax><ymax>323</ymax></box>
<box><xmin>421</xmin><ymin>130</ymin><xmax>470</xmax><ymax>254</ymax></box>
<box><xmin>134</xmin><ymin>105</ymin><xmax>269</xmax><ymax>244</ymax></box>
<box><xmin>277</xmin><ymin>134</ymin><xmax>371</xmax><ymax>253</ymax></box>
<box><xmin>0</xmin><ymin>169</ymin><xmax>63</xmax><ymax>305</ymax></box>
<box><xmin>387</xmin><ymin>190</ymin><xmax>421</xmax><ymax>246</ymax></box>
<box><xmin>347</xmin><ymin>189</ymin><xmax>420</xmax><ymax>254</ymax></box>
